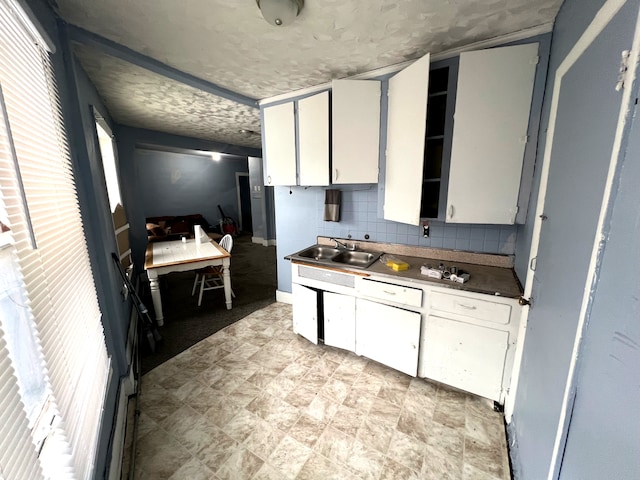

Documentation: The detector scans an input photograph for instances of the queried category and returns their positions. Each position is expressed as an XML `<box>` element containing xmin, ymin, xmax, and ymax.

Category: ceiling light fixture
<box><xmin>256</xmin><ymin>0</ymin><xmax>304</xmax><ymax>27</ymax></box>
<box><xmin>210</xmin><ymin>152</ymin><xmax>222</xmax><ymax>161</ymax></box>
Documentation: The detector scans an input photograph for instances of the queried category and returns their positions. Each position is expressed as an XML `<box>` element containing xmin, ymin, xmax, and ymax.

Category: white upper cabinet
<box><xmin>383</xmin><ymin>52</ymin><xmax>431</xmax><ymax>225</ymax></box>
<box><xmin>298</xmin><ymin>91</ymin><xmax>330</xmax><ymax>186</ymax></box>
<box><xmin>262</xmin><ymin>91</ymin><xmax>330</xmax><ymax>187</ymax></box>
<box><xmin>332</xmin><ymin>79</ymin><xmax>381</xmax><ymax>184</ymax></box>
<box><xmin>262</xmin><ymin>102</ymin><xmax>297</xmax><ymax>186</ymax></box>
<box><xmin>446</xmin><ymin>43</ymin><xmax>539</xmax><ymax>224</ymax></box>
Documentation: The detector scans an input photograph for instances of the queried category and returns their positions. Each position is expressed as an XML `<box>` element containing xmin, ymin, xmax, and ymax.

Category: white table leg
<box><xmin>222</xmin><ymin>258</ymin><xmax>232</xmax><ymax>310</ymax></box>
<box><xmin>148</xmin><ymin>270</ymin><xmax>164</xmax><ymax>326</ymax></box>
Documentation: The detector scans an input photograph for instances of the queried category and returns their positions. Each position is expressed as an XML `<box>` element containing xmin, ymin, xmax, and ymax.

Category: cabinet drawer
<box><xmin>359</xmin><ymin>278</ymin><xmax>422</xmax><ymax>308</ymax></box>
<box><xmin>430</xmin><ymin>291</ymin><xmax>511</xmax><ymax>325</ymax></box>
<box><xmin>297</xmin><ymin>265</ymin><xmax>355</xmax><ymax>288</ymax></box>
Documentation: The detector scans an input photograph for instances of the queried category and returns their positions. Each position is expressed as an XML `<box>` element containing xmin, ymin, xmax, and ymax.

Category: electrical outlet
<box><xmin>422</xmin><ymin>221</ymin><xmax>430</xmax><ymax>238</ymax></box>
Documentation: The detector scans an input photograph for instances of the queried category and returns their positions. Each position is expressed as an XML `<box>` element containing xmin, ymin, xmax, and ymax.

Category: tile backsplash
<box><xmin>314</xmin><ymin>186</ymin><xmax>517</xmax><ymax>255</ymax></box>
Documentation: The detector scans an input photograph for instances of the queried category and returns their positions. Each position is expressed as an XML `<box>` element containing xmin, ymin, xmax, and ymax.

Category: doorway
<box><xmin>236</xmin><ymin>173</ymin><xmax>252</xmax><ymax>234</ymax></box>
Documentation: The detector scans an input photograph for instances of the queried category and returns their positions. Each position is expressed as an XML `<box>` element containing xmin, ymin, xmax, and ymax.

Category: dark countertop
<box><xmin>288</xmin><ymin>245</ymin><xmax>523</xmax><ymax>299</ymax></box>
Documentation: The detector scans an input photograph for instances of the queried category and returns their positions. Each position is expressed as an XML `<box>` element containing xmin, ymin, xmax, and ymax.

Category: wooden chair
<box><xmin>191</xmin><ymin>234</ymin><xmax>235</xmax><ymax>306</ymax></box>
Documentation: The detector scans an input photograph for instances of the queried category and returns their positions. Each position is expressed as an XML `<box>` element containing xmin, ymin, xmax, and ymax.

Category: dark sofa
<box><xmin>146</xmin><ymin>214</ymin><xmax>210</xmax><ymax>243</ymax></box>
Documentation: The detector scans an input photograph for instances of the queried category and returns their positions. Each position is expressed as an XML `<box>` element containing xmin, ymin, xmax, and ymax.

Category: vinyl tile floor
<box><xmin>133</xmin><ymin>302</ymin><xmax>511</xmax><ymax>480</ymax></box>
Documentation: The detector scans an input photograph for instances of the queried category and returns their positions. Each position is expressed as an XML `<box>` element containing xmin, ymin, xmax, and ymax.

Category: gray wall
<box><xmin>135</xmin><ymin>148</ymin><xmax>248</xmax><ymax>228</ymax></box>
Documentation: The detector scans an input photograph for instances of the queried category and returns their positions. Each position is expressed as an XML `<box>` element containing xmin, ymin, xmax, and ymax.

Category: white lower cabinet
<box><xmin>323</xmin><ymin>292</ymin><xmax>356</xmax><ymax>351</ymax></box>
<box><xmin>292</xmin><ymin>283</ymin><xmax>319</xmax><ymax>344</ymax></box>
<box><xmin>355</xmin><ymin>298</ymin><xmax>421</xmax><ymax>377</ymax></box>
<box><xmin>291</xmin><ymin>264</ymin><xmax>521</xmax><ymax>403</ymax></box>
<box><xmin>420</xmin><ymin>314</ymin><xmax>510</xmax><ymax>402</ymax></box>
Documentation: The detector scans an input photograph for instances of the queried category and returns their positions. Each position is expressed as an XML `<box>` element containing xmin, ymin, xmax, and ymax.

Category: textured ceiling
<box><xmin>56</xmin><ymin>0</ymin><xmax>563</xmax><ymax>149</ymax></box>
<box><xmin>73</xmin><ymin>45</ymin><xmax>262</xmax><ymax>148</ymax></box>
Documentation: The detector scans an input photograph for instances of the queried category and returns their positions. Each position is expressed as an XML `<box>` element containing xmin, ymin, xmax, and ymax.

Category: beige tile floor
<box><xmin>134</xmin><ymin>302</ymin><xmax>511</xmax><ymax>480</ymax></box>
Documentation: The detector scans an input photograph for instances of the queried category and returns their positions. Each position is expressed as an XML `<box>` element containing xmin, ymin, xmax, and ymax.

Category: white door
<box><xmin>446</xmin><ymin>43</ymin><xmax>539</xmax><ymax>224</ymax></box>
<box><xmin>323</xmin><ymin>292</ymin><xmax>356</xmax><ymax>351</ymax></box>
<box><xmin>262</xmin><ymin>102</ymin><xmax>297</xmax><ymax>186</ymax></box>
<box><xmin>420</xmin><ymin>315</ymin><xmax>509</xmax><ymax>401</ymax></box>
<box><xmin>355</xmin><ymin>298</ymin><xmax>421</xmax><ymax>376</ymax></box>
<box><xmin>383</xmin><ymin>52</ymin><xmax>431</xmax><ymax>225</ymax></box>
<box><xmin>332</xmin><ymin>79</ymin><xmax>380</xmax><ymax>184</ymax></box>
<box><xmin>292</xmin><ymin>283</ymin><xmax>318</xmax><ymax>344</ymax></box>
<box><xmin>298</xmin><ymin>91</ymin><xmax>329</xmax><ymax>186</ymax></box>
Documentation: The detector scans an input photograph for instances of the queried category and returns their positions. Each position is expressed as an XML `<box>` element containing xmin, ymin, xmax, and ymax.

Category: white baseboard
<box><xmin>252</xmin><ymin>236</ymin><xmax>277</xmax><ymax>247</ymax></box>
<box><xmin>276</xmin><ymin>290</ymin><xmax>293</xmax><ymax>304</ymax></box>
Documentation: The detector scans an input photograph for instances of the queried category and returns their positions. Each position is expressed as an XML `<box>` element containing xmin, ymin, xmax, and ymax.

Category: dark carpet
<box><xmin>140</xmin><ymin>234</ymin><xmax>277</xmax><ymax>374</ymax></box>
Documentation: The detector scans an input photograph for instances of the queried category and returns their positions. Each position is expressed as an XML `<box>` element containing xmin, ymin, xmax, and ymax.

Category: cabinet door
<box><xmin>447</xmin><ymin>43</ymin><xmax>539</xmax><ymax>224</ymax></box>
<box><xmin>263</xmin><ymin>102</ymin><xmax>297</xmax><ymax>186</ymax></box>
<box><xmin>419</xmin><ymin>315</ymin><xmax>509</xmax><ymax>401</ymax></box>
<box><xmin>292</xmin><ymin>283</ymin><xmax>318</xmax><ymax>344</ymax></box>
<box><xmin>355</xmin><ymin>298</ymin><xmax>421</xmax><ymax>377</ymax></box>
<box><xmin>383</xmin><ymin>52</ymin><xmax>430</xmax><ymax>226</ymax></box>
<box><xmin>298</xmin><ymin>91</ymin><xmax>330</xmax><ymax>186</ymax></box>
<box><xmin>323</xmin><ymin>292</ymin><xmax>356</xmax><ymax>351</ymax></box>
<box><xmin>332</xmin><ymin>79</ymin><xmax>380</xmax><ymax>184</ymax></box>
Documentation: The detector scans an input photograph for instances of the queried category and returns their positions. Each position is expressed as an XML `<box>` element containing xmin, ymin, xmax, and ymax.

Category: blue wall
<box><xmin>115</xmin><ymin>126</ymin><xmax>259</xmax><ymax>270</ymax></box>
<box><xmin>248</xmin><ymin>156</ymin><xmax>276</xmax><ymax>242</ymax></box>
<box><xmin>558</xmin><ymin>67</ymin><xmax>640</xmax><ymax>479</ymax></box>
<box><xmin>274</xmin><ymin>35</ymin><xmax>551</xmax><ymax>294</ymax></box>
<box><xmin>275</xmin><ymin>185</ymin><xmax>518</xmax><ymax>292</ymax></box>
<box><xmin>135</xmin><ymin>148</ymin><xmax>248</xmax><ymax>228</ymax></box>
<box><xmin>21</xmin><ymin>1</ymin><xmax>135</xmax><ymax>476</ymax></box>
<box><xmin>510</xmin><ymin>0</ymin><xmax>640</xmax><ymax>478</ymax></box>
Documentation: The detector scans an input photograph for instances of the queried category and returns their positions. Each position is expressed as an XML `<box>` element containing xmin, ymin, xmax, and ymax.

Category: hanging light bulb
<box><xmin>256</xmin><ymin>0</ymin><xmax>304</xmax><ymax>27</ymax></box>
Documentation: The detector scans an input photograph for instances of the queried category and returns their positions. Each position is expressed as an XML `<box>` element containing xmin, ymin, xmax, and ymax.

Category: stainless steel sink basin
<box><xmin>297</xmin><ymin>245</ymin><xmax>341</xmax><ymax>261</ymax></box>
<box><xmin>332</xmin><ymin>250</ymin><xmax>382</xmax><ymax>268</ymax></box>
<box><xmin>289</xmin><ymin>244</ymin><xmax>382</xmax><ymax>269</ymax></box>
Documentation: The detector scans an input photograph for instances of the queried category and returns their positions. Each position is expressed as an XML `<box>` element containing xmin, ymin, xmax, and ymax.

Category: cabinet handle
<box><xmin>383</xmin><ymin>290</ymin><xmax>397</xmax><ymax>295</ymax></box>
<box><xmin>411</xmin><ymin>344</ymin><xmax>416</xmax><ymax>349</ymax></box>
<box><xmin>334</xmin><ymin>168</ymin><xmax>339</xmax><ymax>181</ymax></box>
<box><xmin>448</xmin><ymin>205</ymin><xmax>454</xmax><ymax>219</ymax></box>
<box><xmin>458</xmin><ymin>303</ymin><xmax>477</xmax><ymax>310</ymax></box>
<box><xmin>267</xmin><ymin>175</ymin><xmax>272</xmax><ymax>185</ymax></box>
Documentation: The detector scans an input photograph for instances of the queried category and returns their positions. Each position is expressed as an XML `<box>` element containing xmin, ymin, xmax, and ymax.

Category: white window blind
<box><xmin>0</xmin><ymin>0</ymin><xmax>110</xmax><ymax>478</ymax></box>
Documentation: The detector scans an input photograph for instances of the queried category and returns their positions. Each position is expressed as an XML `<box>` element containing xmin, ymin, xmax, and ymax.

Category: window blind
<box><xmin>0</xmin><ymin>1</ymin><xmax>110</xmax><ymax>478</ymax></box>
<box><xmin>0</xmin><ymin>336</ymin><xmax>43</xmax><ymax>480</ymax></box>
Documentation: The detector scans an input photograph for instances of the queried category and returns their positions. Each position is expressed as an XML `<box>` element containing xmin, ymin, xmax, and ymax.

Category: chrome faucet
<box><xmin>330</xmin><ymin>238</ymin><xmax>357</xmax><ymax>250</ymax></box>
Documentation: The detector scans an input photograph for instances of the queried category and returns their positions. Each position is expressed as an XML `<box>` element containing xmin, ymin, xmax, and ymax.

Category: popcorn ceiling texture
<box><xmin>59</xmin><ymin>0</ymin><xmax>562</xmax><ymax>145</ymax></box>
<box><xmin>73</xmin><ymin>45</ymin><xmax>262</xmax><ymax>148</ymax></box>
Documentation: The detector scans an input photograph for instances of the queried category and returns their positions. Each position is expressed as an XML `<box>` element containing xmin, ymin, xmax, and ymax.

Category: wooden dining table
<box><xmin>144</xmin><ymin>236</ymin><xmax>231</xmax><ymax>326</ymax></box>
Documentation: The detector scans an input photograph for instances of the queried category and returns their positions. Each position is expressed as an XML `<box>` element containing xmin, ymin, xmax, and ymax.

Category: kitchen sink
<box><xmin>289</xmin><ymin>244</ymin><xmax>383</xmax><ymax>269</ymax></box>
<box><xmin>331</xmin><ymin>250</ymin><xmax>382</xmax><ymax>268</ymax></box>
<box><xmin>297</xmin><ymin>245</ymin><xmax>341</xmax><ymax>261</ymax></box>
